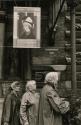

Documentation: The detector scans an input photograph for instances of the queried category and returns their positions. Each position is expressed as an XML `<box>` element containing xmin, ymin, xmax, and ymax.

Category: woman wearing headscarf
<box><xmin>20</xmin><ymin>80</ymin><xmax>40</xmax><ymax>125</ymax></box>
<box><xmin>38</xmin><ymin>72</ymin><xmax>70</xmax><ymax>125</ymax></box>
<box><xmin>1</xmin><ymin>81</ymin><xmax>21</xmax><ymax>125</ymax></box>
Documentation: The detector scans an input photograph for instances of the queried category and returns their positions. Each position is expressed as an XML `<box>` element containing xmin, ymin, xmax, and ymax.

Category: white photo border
<box><xmin>13</xmin><ymin>7</ymin><xmax>41</xmax><ymax>48</ymax></box>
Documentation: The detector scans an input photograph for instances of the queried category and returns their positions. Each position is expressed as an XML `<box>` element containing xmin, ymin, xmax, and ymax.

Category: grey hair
<box><xmin>26</xmin><ymin>80</ymin><xmax>36</xmax><ymax>91</ymax></box>
<box><xmin>45</xmin><ymin>72</ymin><xmax>59</xmax><ymax>84</ymax></box>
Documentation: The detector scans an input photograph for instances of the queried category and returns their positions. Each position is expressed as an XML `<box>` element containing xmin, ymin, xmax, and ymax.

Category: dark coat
<box><xmin>38</xmin><ymin>84</ymin><xmax>62</xmax><ymax>125</ymax></box>
<box><xmin>19</xmin><ymin>30</ymin><xmax>35</xmax><ymax>39</ymax></box>
<box><xmin>1</xmin><ymin>91</ymin><xmax>21</xmax><ymax>125</ymax></box>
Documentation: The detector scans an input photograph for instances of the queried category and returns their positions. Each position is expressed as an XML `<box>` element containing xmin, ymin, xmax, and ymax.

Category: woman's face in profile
<box><xmin>23</xmin><ymin>21</ymin><xmax>33</xmax><ymax>36</ymax></box>
<box><xmin>54</xmin><ymin>80</ymin><xmax>58</xmax><ymax>90</ymax></box>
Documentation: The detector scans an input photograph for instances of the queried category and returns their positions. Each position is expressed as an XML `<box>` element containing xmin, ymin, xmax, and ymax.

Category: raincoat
<box><xmin>20</xmin><ymin>91</ymin><xmax>39</xmax><ymax>125</ymax></box>
<box><xmin>1</xmin><ymin>91</ymin><xmax>21</xmax><ymax>125</ymax></box>
<box><xmin>38</xmin><ymin>84</ymin><xmax>69</xmax><ymax>125</ymax></box>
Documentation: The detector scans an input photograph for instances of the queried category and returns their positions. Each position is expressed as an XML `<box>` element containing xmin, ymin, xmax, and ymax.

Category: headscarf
<box><xmin>11</xmin><ymin>81</ymin><xmax>20</xmax><ymax>90</ymax></box>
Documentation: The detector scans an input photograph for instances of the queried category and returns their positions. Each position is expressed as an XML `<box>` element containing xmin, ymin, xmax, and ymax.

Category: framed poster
<box><xmin>13</xmin><ymin>7</ymin><xmax>41</xmax><ymax>48</ymax></box>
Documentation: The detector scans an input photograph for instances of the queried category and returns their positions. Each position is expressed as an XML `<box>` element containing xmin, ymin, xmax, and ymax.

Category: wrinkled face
<box><xmin>32</xmin><ymin>83</ymin><xmax>36</xmax><ymax>91</ymax></box>
<box><xmin>23</xmin><ymin>21</ymin><xmax>33</xmax><ymax>36</ymax></box>
<box><xmin>26</xmin><ymin>82</ymin><xmax>36</xmax><ymax>92</ymax></box>
<box><xmin>14</xmin><ymin>85</ymin><xmax>20</xmax><ymax>92</ymax></box>
<box><xmin>29</xmin><ymin>83</ymin><xmax>36</xmax><ymax>92</ymax></box>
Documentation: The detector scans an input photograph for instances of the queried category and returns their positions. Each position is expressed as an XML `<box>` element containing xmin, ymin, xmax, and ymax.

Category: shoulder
<box><xmin>22</xmin><ymin>92</ymin><xmax>31</xmax><ymax>100</ymax></box>
<box><xmin>35</xmin><ymin>92</ymin><xmax>40</xmax><ymax>99</ymax></box>
<box><xmin>43</xmin><ymin>84</ymin><xmax>54</xmax><ymax>92</ymax></box>
<box><xmin>22</xmin><ymin>92</ymin><xmax>28</xmax><ymax>98</ymax></box>
<box><xmin>3</xmin><ymin>92</ymin><xmax>13</xmax><ymax>104</ymax></box>
<box><xmin>47</xmin><ymin>88</ymin><xmax>58</xmax><ymax>98</ymax></box>
<box><xmin>6</xmin><ymin>92</ymin><xmax>13</xmax><ymax>100</ymax></box>
<box><xmin>21</xmin><ymin>92</ymin><xmax>30</xmax><ymax>104</ymax></box>
<box><xmin>41</xmin><ymin>85</ymin><xmax>54</xmax><ymax>97</ymax></box>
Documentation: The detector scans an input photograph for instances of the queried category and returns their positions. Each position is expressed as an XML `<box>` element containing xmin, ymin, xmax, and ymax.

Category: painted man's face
<box><xmin>22</xmin><ymin>17</ymin><xmax>33</xmax><ymax>36</ymax></box>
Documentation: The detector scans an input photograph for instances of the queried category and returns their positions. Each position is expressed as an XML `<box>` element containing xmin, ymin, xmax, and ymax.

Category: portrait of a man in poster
<box><xmin>13</xmin><ymin>7</ymin><xmax>41</xmax><ymax>48</ymax></box>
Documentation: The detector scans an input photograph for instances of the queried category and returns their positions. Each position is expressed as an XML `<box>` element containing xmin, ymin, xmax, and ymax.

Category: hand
<box><xmin>4</xmin><ymin>122</ymin><xmax>9</xmax><ymax>125</ymax></box>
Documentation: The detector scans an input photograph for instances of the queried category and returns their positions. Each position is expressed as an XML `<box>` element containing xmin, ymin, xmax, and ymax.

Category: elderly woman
<box><xmin>1</xmin><ymin>81</ymin><xmax>21</xmax><ymax>125</ymax></box>
<box><xmin>38</xmin><ymin>72</ymin><xmax>70</xmax><ymax>125</ymax></box>
<box><xmin>20</xmin><ymin>80</ymin><xmax>39</xmax><ymax>125</ymax></box>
